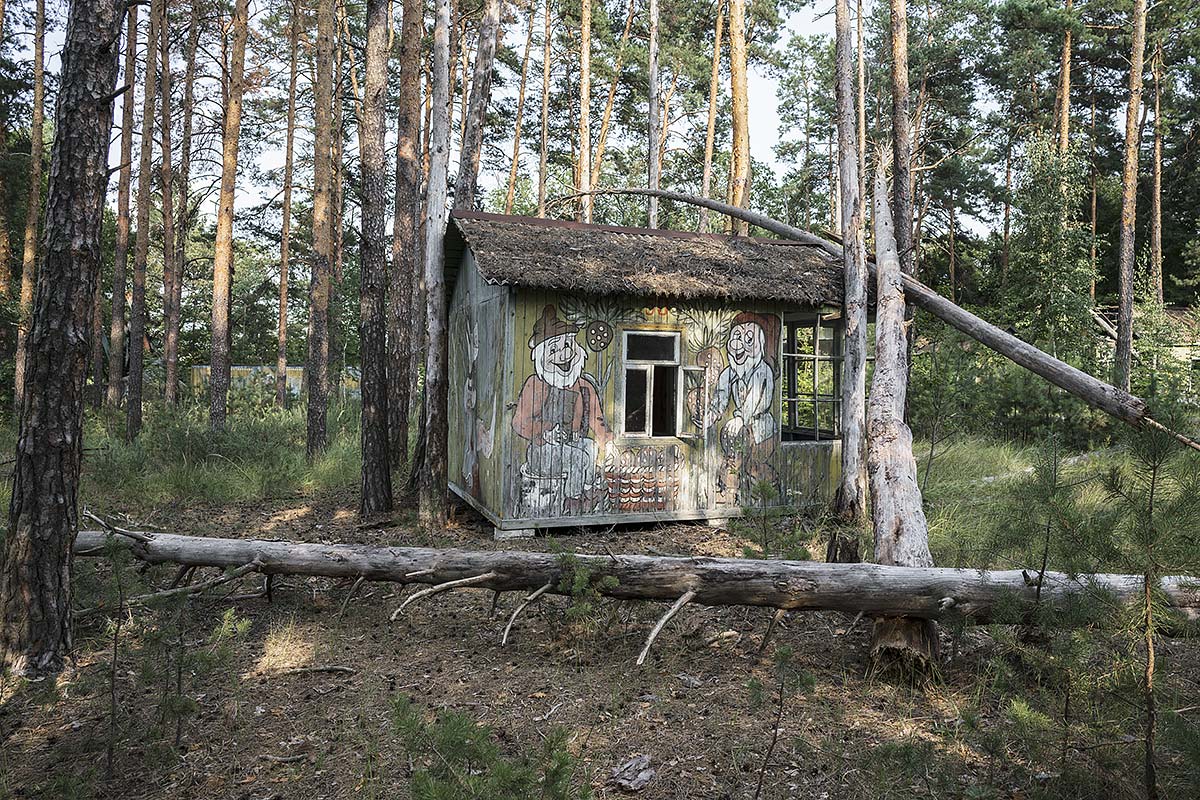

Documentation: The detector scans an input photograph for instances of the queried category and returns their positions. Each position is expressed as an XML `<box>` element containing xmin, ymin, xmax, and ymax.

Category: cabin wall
<box><xmin>496</xmin><ymin>289</ymin><xmax>840</xmax><ymax>529</ymax></box>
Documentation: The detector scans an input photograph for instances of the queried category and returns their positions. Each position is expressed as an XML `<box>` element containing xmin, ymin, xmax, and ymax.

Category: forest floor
<box><xmin>1</xmin><ymin>437</ymin><xmax>1199</xmax><ymax>799</ymax></box>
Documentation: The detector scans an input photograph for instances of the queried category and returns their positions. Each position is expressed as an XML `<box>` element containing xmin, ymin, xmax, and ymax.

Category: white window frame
<box><xmin>620</xmin><ymin>330</ymin><xmax>682</xmax><ymax>438</ymax></box>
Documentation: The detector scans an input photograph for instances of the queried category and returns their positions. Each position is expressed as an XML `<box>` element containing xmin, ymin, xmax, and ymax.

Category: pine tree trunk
<box><xmin>868</xmin><ymin>161</ymin><xmax>937</xmax><ymax>668</ymax></box>
<box><xmin>420</xmin><ymin>0</ymin><xmax>452</xmax><ymax>528</ymax></box>
<box><xmin>307</xmin><ymin>0</ymin><xmax>336</xmax><ymax>457</ymax></box>
<box><xmin>698</xmin><ymin>0</ymin><xmax>725</xmax><ymax>233</ymax></box>
<box><xmin>1002</xmin><ymin>138</ymin><xmax>1011</xmax><ymax>281</ymax></box>
<box><xmin>588</xmin><ymin>0</ymin><xmax>635</xmax><ymax>193</ymax></box>
<box><xmin>89</xmin><ymin>274</ymin><xmax>104</xmax><ymax>408</ymax></box>
<box><xmin>277</xmin><ymin>0</ymin><xmax>299</xmax><ymax>407</ymax></box>
<box><xmin>536</xmin><ymin>0</ymin><xmax>551</xmax><ymax>217</ymax></box>
<box><xmin>127</xmin><ymin>0</ymin><xmax>161</xmax><ymax>440</ymax></box>
<box><xmin>0</xmin><ymin>0</ymin><xmax>8</xmax><ymax>312</ymax></box>
<box><xmin>389</xmin><ymin>0</ymin><xmax>422</xmax><ymax>470</ymax></box>
<box><xmin>889</xmin><ymin>0</ymin><xmax>913</xmax><ymax>278</ymax></box>
<box><xmin>503</xmin><ymin>5</ymin><xmax>537</xmax><ymax>213</ymax></box>
<box><xmin>159</xmin><ymin>7</ymin><xmax>179</xmax><ymax>405</ymax></box>
<box><xmin>106</xmin><ymin>4</ymin><xmax>138</xmax><ymax>407</ymax></box>
<box><xmin>947</xmin><ymin>199</ymin><xmax>957</xmax><ymax>302</ymax></box>
<box><xmin>13</xmin><ymin>0</ymin><xmax>46</xmax><ymax>412</ymax></box>
<box><xmin>856</xmin><ymin>0</ymin><xmax>866</xmax><ymax>209</ymax></box>
<box><xmin>577</xmin><ymin>0</ymin><xmax>592</xmax><ymax>222</ymax></box>
<box><xmin>646</xmin><ymin>0</ymin><xmax>660</xmax><ymax>227</ymax></box>
<box><xmin>176</xmin><ymin>0</ymin><xmax>199</xmax><ymax>291</ymax></box>
<box><xmin>1150</xmin><ymin>47</ymin><xmax>1163</xmax><ymax>305</ymax></box>
<box><xmin>1</xmin><ymin>0</ymin><xmax>124</xmax><ymax>679</ymax></box>
<box><xmin>728</xmin><ymin>0</ymin><xmax>749</xmax><ymax>235</ymax></box>
<box><xmin>359</xmin><ymin>0</ymin><xmax>393</xmax><ymax>516</ymax></box>
<box><xmin>831</xmin><ymin>0</ymin><xmax>867</xmax><ymax>548</ymax></box>
<box><xmin>1114</xmin><ymin>0</ymin><xmax>1148</xmax><ymax>393</ymax></box>
<box><xmin>209</xmin><ymin>0</ymin><xmax>249</xmax><ymax>431</ymax></box>
<box><xmin>1056</xmin><ymin>0</ymin><xmax>1072</xmax><ymax>153</ymax></box>
<box><xmin>454</xmin><ymin>0</ymin><xmax>501</xmax><ymax>211</ymax></box>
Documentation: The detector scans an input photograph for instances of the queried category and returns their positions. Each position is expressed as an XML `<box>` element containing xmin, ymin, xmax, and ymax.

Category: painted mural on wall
<box><xmin>460</xmin><ymin>311</ymin><xmax>498</xmax><ymax>497</ymax></box>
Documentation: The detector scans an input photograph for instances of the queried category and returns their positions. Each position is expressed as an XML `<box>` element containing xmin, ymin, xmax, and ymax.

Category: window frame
<box><xmin>620</xmin><ymin>330</ymin><xmax>683</xmax><ymax>439</ymax></box>
<box><xmin>780</xmin><ymin>312</ymin><xmax>850</xmax><ymax>443</ymax></box>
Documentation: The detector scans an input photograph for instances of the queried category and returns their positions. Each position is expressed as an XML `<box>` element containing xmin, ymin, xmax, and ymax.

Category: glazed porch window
<box><xmin>781</xmin><ymin>314</ymin><xmax>860</xmax><ymax>441</ymax></box>
<box><xmin>622</xmin><ymin>331</ymin><xmax>680</xmax><ymax>437</ymax></box>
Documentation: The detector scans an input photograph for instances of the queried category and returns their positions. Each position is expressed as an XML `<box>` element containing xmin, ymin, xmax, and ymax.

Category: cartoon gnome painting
<box><xmin>512</xmin><ymin>306</ymin><xmax>612</xmax><ymax>516</ymax></box>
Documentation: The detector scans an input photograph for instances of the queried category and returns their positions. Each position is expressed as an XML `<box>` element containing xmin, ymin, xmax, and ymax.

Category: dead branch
<box><xmin>501</xmin><ymin>582</ymin><xmax>553</xmax><ymax>645</ymax></box>
<box><xmin>390</xmin><ymin>571</ymin><xmax>501</xmax><ymax>620</ymax></box>
<box><xmin>636</xmin><ymin>590</ymin><xmax>697</xmax><ymax>666</ymax></box>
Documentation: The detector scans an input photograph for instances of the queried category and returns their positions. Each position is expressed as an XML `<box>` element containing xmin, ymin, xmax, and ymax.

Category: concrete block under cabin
<box><xmin>443</xmin><ymin>212</ymin><xmax>846</xmax><ymax>539</ymax></box>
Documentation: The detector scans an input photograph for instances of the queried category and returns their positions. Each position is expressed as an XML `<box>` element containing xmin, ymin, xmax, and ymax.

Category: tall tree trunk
<box><xmin>503</xmin><ymin>5</ymin><xmax>537</xmax><ymax>213</ymax></box>
<box><xmin>728</xmin><ymin>0</ymin><xmax>749</xmax><ymax>235</ymax></box>
<box><xmin>454</xmin><ymin>0</ymin><xmax>501</xmax><ymax>211</ymax></box>
<box><xmin>277</xmin><ymin>0</ymin><xmax>300</xmax><ymax>407</ymax></box>
<box><xmin>856</xmin><ymin>0</ymin><xmax>866</xmax><ymax>208</ymax></box>
<box><xmin>0</xmin><ymin>0</ymin><xmax>8</xmax><ymax>313</ymax></box>
<box><xmin>831</xmin><ymin>0</ymin><xmax>867</xmax><ymax>551</ymax></box>
<box><xmin>577</xmin><ymin>0</ymin><xmax>592</xmax><ymax>222</ymax></box>
<box><xmin>646</xmin><ymin>0</ymin><xmax>660</xmax><ymax>227</ymax></box>
<box><xmin>14</xmin><ymin>0</ymin><xmax>47</xmax><ymax>411</ymax></box>
<box><xmin>1</xmin><ymin>0</ymin><xmax>124</xmax><ymax>679</ymax></box>
<box><xmin>420</xmin><ymin>0</ymin><xmax>452</xmax><ymax>528</ymax></box>
<box><xmin>1002</xmin><ymin>138</ymin><xmax>1011</xmax><ymax>281</ymax></box>
<box><xmin>389</xmin><ymin>0</ymin><xmax>422</xmax><ymax>471</ymax></box>
<box><xmin>889</xmin><ymin>0</ymin><xmax>913</xmax><ymax>278</ymax></box>
<box><xmin>209</xmin><ymin>0</ymin><xmax>250</xmax><ymax>431</ymax></box>
<box><xmin>1090</xmin><ymin>89</ymin><xmax>1097</xmax><ymax>301</ymax></box>
<box><xmin>107</xmin><ymin>4</ymin><xmax>139</xmax><ymax>407</ymax></box>
<box><xmin>1150</xmin><ymin>46</ymin><xmax>1162</xmax><ymax>305</ymax></box>
<box><xmin>89</xmin><ymin>274</ymin><xmax>104</xmax><ymax>408</ymax></box>
<box><xmin>698</xmin><ymin>0</ymin><xmax>725</xmax><ymax>233</ymax></box>
<box><xmin>1114</xmin><ymin>0</ymin><xmax>1148</xmax><ymax>393</ymax></box>
<box><xmin>176</xmin><ymin>0</ymin><xmax>200</xmax><ymax>291</ymax></box>
<box><xmin>947</xmin><ymin>199</ymin><xmax>957</xmax><ymax>302</ymax></box>
<box><xmin>588</xmin><ymin>0</ymin><xmax>635</xmax><ymax>193</ymax></box>
<box><xmin>160</xmin><ymin>6</ymin><xmax>179</xmax><ymax>405</ymax></box>
<box><xmin>869</xmin><ymin>160</ymin><xmax>937</xmax><ymax>668</ymax></box>
<box><xmin>307</xmin><ymin>0</ymin><xmax>336</xmax><ymax>457</ymax></box>
<box><xmin>536</xmin><ymin>0</ymin><xmax>551</xmax><ymax>217</ymax></box>
<box><xmin>1056</xmin><ymin>0</ymin><xmax>1072</xmax><ymax>153</ymax></box>
<box><xmin>359</xmin><ymin>0</ymin><xmax>393</xmax><ymax>515</ymax></box>
<box><xmin>127</xmin><ymin>0</ymin><xmax>161</xmax><ymax>441</ymax></box>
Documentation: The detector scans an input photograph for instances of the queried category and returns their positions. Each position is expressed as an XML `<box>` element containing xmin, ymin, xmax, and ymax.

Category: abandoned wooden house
<box><xmin>444</xmin><ymin>211</ymin><xmax>851</xmax><ymax>537</ymax></box>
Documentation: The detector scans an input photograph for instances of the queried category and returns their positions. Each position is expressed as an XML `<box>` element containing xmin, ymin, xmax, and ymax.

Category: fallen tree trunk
<box><xmin>566</xmin><ymin>188</ymin><xmax>1198</xmax><ymax>451</ymax></box>
<box><xmin>73</xmin><ymin>531</ymin><xmax>1199</xmax><ymax>623</ymax></box>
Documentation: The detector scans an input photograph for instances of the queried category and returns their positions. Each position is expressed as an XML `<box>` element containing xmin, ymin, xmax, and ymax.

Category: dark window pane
<box><xmin>624</xmin><ymin>369</ymin><xmax>647</xmax><ymax>433</ymax></box>
<box><xmin>651</xmin><ymin>365</ymin><xmax>677</xmax><ymax>437</ymax></box>
<box><xmin>627</xmin><ymin>333</ymin><xmax>676</xmax><ymax>362</ymax></box>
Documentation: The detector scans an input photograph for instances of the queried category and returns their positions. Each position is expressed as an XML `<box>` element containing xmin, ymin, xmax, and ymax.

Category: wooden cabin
<box><xmin>444</xmin><ymin>211</ymin><xmax>847</xmax><ymax>538</ymax></box>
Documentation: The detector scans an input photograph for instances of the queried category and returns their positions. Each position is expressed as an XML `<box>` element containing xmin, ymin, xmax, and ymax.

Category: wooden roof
<box><xmin>445</xmin><ymin>211</ymin><xmax>843</xmax><ymax>306</ymax></box>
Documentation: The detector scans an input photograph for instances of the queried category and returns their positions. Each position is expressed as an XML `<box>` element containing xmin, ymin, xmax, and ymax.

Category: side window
<box><xmin>622</xmin><ymin>332</ymin><xmax>680</xmax><ymax>437</ymax></box>
<box><xmin>780</xmin><ymin>314</ymin><xmax>849</xmax><ymax>441</ymax></box>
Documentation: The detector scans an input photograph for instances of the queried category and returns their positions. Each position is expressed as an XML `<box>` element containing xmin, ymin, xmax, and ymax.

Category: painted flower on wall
<box><xmin>585</xmin><ymin>320</ymin><xmax>613</xmax><ymax>351</ymax></box>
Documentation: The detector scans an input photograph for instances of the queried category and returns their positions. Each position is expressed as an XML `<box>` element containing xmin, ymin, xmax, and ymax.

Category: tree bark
<box><xmin>307</xmin><ymin>0</ymin><xmax>336</xmax><ymax>457</ymax></box>
<box><xmin>869</xmin><ymin>161</ymin><xmax>937</xmax><ymax>667</ymax></box>
<box><xmin>889</xmin><ymin>0</ymin><xmax>913</xmax><ymax>279</ymax></box>
<box><xmin>698</xmin><ymin>0</ymin><xmax>725</xmax><ymax>233</ymax></box>
<box><xmin>2</xmin><ymin>0</ymin><xmax>124</xmax><ymax>678</ymax></box>
<box><xmin>210</xmin><ymin>0</ymin><xmax>249</xmax><ymax>431</ymax></box>
<box><xmin>420</xmin><ymin>0</ymin><xmax>452</xmax><ymax>528</ymax></box>
<box><xmin>1150</xmin><ymin>46</ymin><xmax>1163</xmax><ymax>305</ymax></box>
<box><xmin>107</xmin><ymin>3</ymin><xmax>139</xmax><ymax>407</ymax></box>
<box><xmin>176</xmin><ymin>0</ymin><xmax>200</xmax><ymax>300</ymax></box>
<box><xmin>831</xmin><ymin>0</ymin><xmax>867</xmax><ymax>550</ymax></box>
<box><xmin>13</xmin><ymin>0</ymin><xmax>46</xmax><ymax>411</ymax></box>
<box><xmin>1055</xmin><ymin>0</ymin><xmax>1072</xmax><ymax>154</ymax></box>
<box><xmin>453</xmin><ymin>0</ymin><xmax>501</xmax><ymax>212</ymax></box>
<box><xmin>89</xmin><ymin>269</ymin><xmax>104</xmax><ymax>408</ymax></box>
<box><xmin>73</xmin><ymin>531</ymin><xmax>1200</xmax><ymax>624</ymax></box>
<box><xmin>359</xmin><ymin>0</ymin><xmax>393</xmax><ymax>516</ymax></box>
<box><xmin>646</xmin><ymin>0</ymin><xmax>660</xmax><ymax>228</ymax></box>
<box><xmin>856</xmin><ymin>0</ymin><xmax>866</xmax><ymax>209</ymax></box>
<box><xmin>1114</xmin><ymin>0</ymin><xmax>1147</xmax><ymax>392</ymax></box>
<box><xmin>728</xmin><ymin>0</ymin><xmax>749</xmax><ymax>235</ymax></box>
<box><xmin>127</xmin><ymin>0</ymin><xmax>161</xmax><ymax>441</ymax></box>
<box><xmin>277</xmin><ymin>0</ymin><xmax>300</xmax><ymax>407</ymax></box>
<box><xmin>536</xmin><ymin>0</ymin><xmax>552</xmax><ymax>217</ymax></box>
<box><xmin>389</xmin><ymin>0</ymin><xmax>422</xmax><ymax>471</ymax></box>
<box><xmin>503</xmin><ymin>4</ymin><xmax>537</xmax><ymax>213</ymax></box>
<box><xmin>159</xmin><ymin>6</ymin><xmax>179</xmax><ymax>405</ymax></box>
<box><xmin>577</xmin><ymin>0</ymin><xmax>592</xmax><ymax>222</ymax></box>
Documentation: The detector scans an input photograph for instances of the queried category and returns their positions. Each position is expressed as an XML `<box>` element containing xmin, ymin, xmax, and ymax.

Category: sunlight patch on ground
<box><xmin>246</xmin><ymin>616</ymin><xmax>314</xmax><ymax>676</ymax></box>
<box><xmin>254</xmin><ymin>505</ymin><xmax>315</xmax><ymax>535</ymax></box>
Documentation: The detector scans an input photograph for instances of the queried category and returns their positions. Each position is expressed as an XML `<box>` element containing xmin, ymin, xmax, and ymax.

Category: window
<box><xmin>622</xmin><ymin>331</ymin><xmax>680</xmax><ymax>437</ymax></box>
<box><xmin>781</xmin><ymin>314</ymin><xmax>851</xmax><ymax>441</ymax></box>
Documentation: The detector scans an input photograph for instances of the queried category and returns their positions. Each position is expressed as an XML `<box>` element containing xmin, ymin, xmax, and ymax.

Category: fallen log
<box><xmin>73</xmin><ymin>531</ymin><xmax>1200</xmax><ymax>624</ymax></box>
<box><xmin>562</xmin><ymin>188</ymin><xmax>1200</xmax><ymax>451</ymax></box>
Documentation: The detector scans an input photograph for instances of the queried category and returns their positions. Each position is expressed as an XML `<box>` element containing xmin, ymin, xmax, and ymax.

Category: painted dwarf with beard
<box><xmin>512</xmin><ymin>306</ymin><xmax>612</xmax><ymax>512</ymax></box>
<box><xmin>701</xmin><ymin>312</ymin><xmax>779</xmax><ymax>500</ymax></box>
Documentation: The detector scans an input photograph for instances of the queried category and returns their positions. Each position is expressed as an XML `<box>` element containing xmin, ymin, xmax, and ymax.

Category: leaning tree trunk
<box><xmin>420</xmin><ymin>0</ymin><xmax>452</xmax><ymax>528</ymax></box>
<box><xmin>587</xmin><ymin>0</ymin><xmax>635</xmax><ymax>195</ymax></box>
<box><xmin>13</xmin><ymin>0</ymin><xmax>46</xmax><ymax>411</ymax></box>
<box><xmin>160</xmin><ymin>8</ymin><xmax>180</xmax><ymax>406</ymax></box>
<box><xmin>277</xmin><ymin>0</ymin><xmax>299</xmax><ymax>407</ymax></box>
<box><xmin>728</xmin><ymin>0</ymin><xmax>750</xmax><ymax>235</ymax></box>
<box><xmin>869</xmin><ymin>161</ymin><xmax>937</xmax><ymax>668</ymax></box>
<box><xmin>1114</xmin><ymin>0</ymin><xmax>1148</xmax><ymax>393</ymax></box>
<box><xmin>359</xmin><ymin>0</ymin><xmax>393</xmax><ymax>516</ymax></box>
<box><xmin>127</xmin><ymin>0</ymin><xmax>161</xmax><ymax>441</ymax></box>
<box><xmin>1</xmin><ymin>0</ymin><xmax>124</xmax><ymax>678</ymax></box>
<box><xmin>577</xmin><ymin>0</ymin><xmax>592</xmax><ymax>222</ymax></box>
<box><xmin>536</xmin><ymin>0</ymin><xmax>551</xmax><ymax>217</ymax></box>
<box><xmin>307</xmin><ymin>0</ymin><xmax>336</xmax><ymax>457</ymax></box>
<box><xmin>106</xmin><ymin>3</ymin><xmax>138</xmax><ymax>407</ymax></box>
<box><xmin>389</xmin><ymin>0</ymin><xmax>422</xmax><ymax>470</ymax></box>
<box><xmin>830</xmin><ymin>0</ymin><xmax>867</xmax><ymax>552</ymax></box>
<box><xmin>646</xmin><ymin>0</ymin><xmax>660</xmax><ymax>228</ymax></box>
<box><xmin>73</xmin><ymin>531</ymin><xmax>1200</xmax><ymax>625</ymax></box>
<box><xmin>698</xmin><ymin>0</ymin><xmax>725</xmax><ymax>233</ymax></box>
<box><xmin>453</xmin><ymin>0</ymin><xmax>501</xmax><ymax>212</ymax></box>
<box><xmin>210</xmin><ymin>0</ymin><xmax>249</xmax><ymax>431</ymax></box>
<box><xmin>503</xmin><ymin>4</ymin><xmax>536</xmax><ymax>213</ymax></box>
